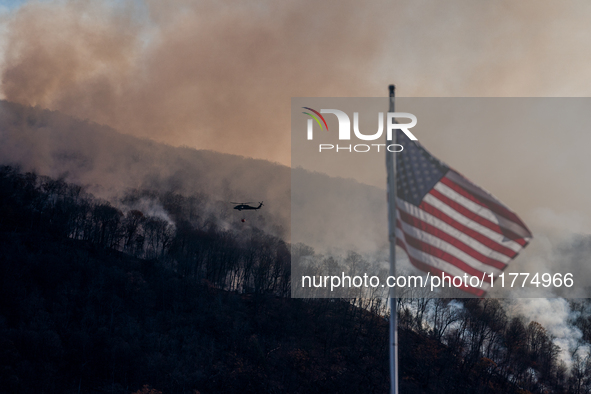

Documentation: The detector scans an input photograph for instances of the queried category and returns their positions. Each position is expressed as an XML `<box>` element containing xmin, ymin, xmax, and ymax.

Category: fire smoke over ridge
<box><xmin>3</xmin><ymin>1</ymin><xmax>591</xmax><ymax>166</ymax></box>
<box><xmin>0</xmin><ymin>0</ymin><xmax>389</xmax><ymax>164</ymax></box>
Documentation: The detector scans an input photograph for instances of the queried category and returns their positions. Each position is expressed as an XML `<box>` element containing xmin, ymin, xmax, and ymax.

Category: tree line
<box><xmin>1</xmin><ymin>164</ymin><xmax>591</xmax><ymax>393</ymax></box>
<box><xmin>0</xmin><ymin>165</ymin><xmax>291</xmax><ymax>297</ymax></box>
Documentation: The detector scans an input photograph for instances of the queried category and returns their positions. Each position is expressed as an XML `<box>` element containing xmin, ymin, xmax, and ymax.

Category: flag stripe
<box><xmin>397</xmin><ymin>198</ymin><xmax>514</xmax><ymax>263</ymax></box>
<box><xmin>396</xmin><ymin>220</ymin><xmax>495</xmax><ymax>282</ymax></box>
<box><xmin>397</xmin><ymin>209</ymin><xmax>507</xmax><ymax>270</ymax></box>
<box><xmin>439</xmin><ymin>175</ymin><xmax>531</xmax><ymax>239</ymax></box>
<box><xmin>445</xmin><ymin>171</ymin><xmax>531</xmax><ymax>238</ymax></box>
<box><xmin>421</xmin><ymin>195</ymin><xmax>523</xmax><ymax>253</ymax></box>
<box><xmin>395</xmin><ymin>233</ymin><xmax>488</xmax><ymax>297</ymax></box>
<box><xmin>434</xmin><ymin>181</ymin><xmax>527</xmax><ymax>239</ymax></box>
<box><xmin>428</xmin><ymin>189</ymin><xmax>528</xmax><ymax>247</ymax></box>
<box><xmin>395</xmin><ymin>226</ymin><xmax>481</xmax><ymax>279</ymax></box>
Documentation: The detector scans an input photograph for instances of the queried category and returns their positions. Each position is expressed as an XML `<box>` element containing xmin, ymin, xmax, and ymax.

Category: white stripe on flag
<box><xmin>445</xmin><ymin>170</ymin><xmax>532</xmax><ymax>239</ymax></box>
<box><xmin>397</xmin><ymin>212</ymin><xmax>504</xmax><ymax>275</ymax></box>
<box><xmin>395</xmin><ymin>227</ymin><xmax>492</xmax><ymax>292</ymax></box>
<box><xmin>423</xmin><ymin>193</ymin><xmax>524</xmax><ymax>252</ymax></box>
<box><xmin>434</xmin><ymin>182</ymin><xmax>528</xmax><ymax>237</ymax></box>
<box><xmin>397</xmin><ymin>198</ymin><xmax>513</xmax><ymax>264</ymax></box>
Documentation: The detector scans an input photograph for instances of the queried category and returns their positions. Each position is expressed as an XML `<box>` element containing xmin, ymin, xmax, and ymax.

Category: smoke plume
<box><xmin>0</xmin><ymin>0</ymin><xmax>389</xmax><ymax>165</ymax></box>
<box><xmin>4</xmin><ymin>1</ymin><xmax>591</xmax><ymax>166</ymax></box>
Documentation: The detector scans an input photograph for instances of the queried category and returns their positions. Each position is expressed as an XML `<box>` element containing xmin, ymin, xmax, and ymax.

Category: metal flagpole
<box><xmin>386</xmin><ymin>84</ymin><xmax>399</xmax><ymax>394</ymax></box>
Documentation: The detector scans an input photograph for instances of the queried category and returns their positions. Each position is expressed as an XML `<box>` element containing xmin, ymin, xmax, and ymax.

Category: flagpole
<box><xmin>386</xmin><ymin>84</ymin><xmax>399</xmax><ymax>394</ymax></box>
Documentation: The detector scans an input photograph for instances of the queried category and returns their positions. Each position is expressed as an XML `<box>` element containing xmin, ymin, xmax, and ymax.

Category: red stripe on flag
<box><xmin>429</xmin><ymin>189</ymin><xmax>527</xmax><ymax>246</ymax></box>
<box><xmin>396</xmin><ymin>220</ymin><xmax>493</xmax><ymax>283</ymax></box>
<box><xmin>395</xmin><ymin>238</ymin><xmax>486</xmax><ymax>297</ymax></box>
<box><xmin>398</xmin><ymin>209</ymin><xmax>507</xmax><ymax>270</ymax></box>
<box><xmin>440</xmin><ymin>176</ymin><xmax>530</xmax><ymax>234</ymax></box>
<box><xmin>418</xmin><ymin>201</ymin><xmax>518</xmax><ymax>258</ymax></box>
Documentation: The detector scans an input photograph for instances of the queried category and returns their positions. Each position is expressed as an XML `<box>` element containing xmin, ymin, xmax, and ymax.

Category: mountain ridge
<box><xmin>0</xmin><ymin>100</ymin><xmax>388</xmax><ymax>254</ymax></box>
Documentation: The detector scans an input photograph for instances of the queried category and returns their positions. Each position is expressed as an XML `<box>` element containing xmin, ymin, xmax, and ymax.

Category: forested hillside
<box><xmin>0</xmin><ymin>100</ymin><xmax>389</xmax><ymax>254</ymax></box>
<box><xmin>1</xmin><ymin>166</ymin><xmax>591</xmax><ymax>393</ymax></box>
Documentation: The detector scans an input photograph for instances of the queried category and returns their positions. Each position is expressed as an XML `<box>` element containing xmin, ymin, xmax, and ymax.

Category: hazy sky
<box><xmin>2</xmin><ymin>0</ymin><xmax>591</xmax><ymax>166</ymax></box>
<box><xmin>2</xmin><ymin>0</ymin><xmax>591</xmax><ymax>234</ymax></box>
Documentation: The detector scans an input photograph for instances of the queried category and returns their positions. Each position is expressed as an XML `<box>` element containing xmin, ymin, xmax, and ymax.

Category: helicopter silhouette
<box><xmin>231</xmin><ymin>201</ymin><xmax>264</xmax><ymax>211</ymax></box>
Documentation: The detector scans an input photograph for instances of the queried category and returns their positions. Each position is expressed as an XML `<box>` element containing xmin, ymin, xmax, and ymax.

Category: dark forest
<box><xmin>1</xmin><ymin>166</ymin><xmax>591</xmax><ymax>393</ymax></box>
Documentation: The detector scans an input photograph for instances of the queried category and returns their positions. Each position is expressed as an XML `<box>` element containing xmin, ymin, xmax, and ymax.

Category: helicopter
<box><xmin>230</xmin><ymin>201</ymin><xmax>264</xmax><ymax>223</ymax></box>
<box><xmin>231</xmin><ymin>201</ymin><xmax>264</xmax><ymax>211</ymax></box>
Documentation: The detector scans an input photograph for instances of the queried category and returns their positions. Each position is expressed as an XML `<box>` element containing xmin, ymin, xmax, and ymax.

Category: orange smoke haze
<box><xmin>3</xmin><ymin>0</ymin><xmax>591</xmax><ymax>165</ymax></box>
<box><xmin>0</xmin><ymin>0</ymin><xmax>390</xmax><ymax>165</ymax></box>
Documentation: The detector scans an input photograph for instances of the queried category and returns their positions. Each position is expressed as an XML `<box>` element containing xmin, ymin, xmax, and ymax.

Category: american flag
<box><xmin>394</xmin><ymin>130</ymin><xmax>532</xmax><ymax>296</ymax></box>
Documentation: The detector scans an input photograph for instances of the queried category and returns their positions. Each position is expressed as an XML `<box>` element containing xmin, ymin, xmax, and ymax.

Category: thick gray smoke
<box><xmin>507</xmin><ymin>298</ymin><xmax>590</xmax><ymax>368</ymax></box>
<box><xmin>0</xmin><ymin>0</ymin><xmax>389</xmax><ymax>165</ymax></box>
<box><xmin>3</xmin><ymin>1</ymin><xmax>591</xmax><ymax>166</ymax></box>
<box><xmin>0</xmin><ymin>101</ymin><xmax>291</xmax><ymax>238</ymax></box>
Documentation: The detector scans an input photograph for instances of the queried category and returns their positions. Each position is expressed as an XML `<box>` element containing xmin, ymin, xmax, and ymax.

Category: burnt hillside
<box><xmin>0</xmin><ymin>100</ymin><xmax>389</xmax><ymax>254</ymax></box>
<box><xmin>2</xmin><ymin>166</ymin><xmax>590</xmax><ymax>393</ymax></box>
